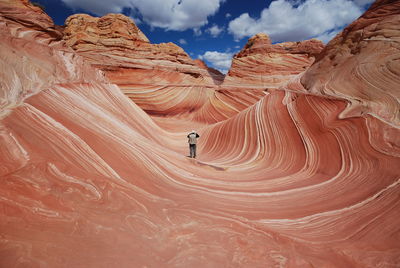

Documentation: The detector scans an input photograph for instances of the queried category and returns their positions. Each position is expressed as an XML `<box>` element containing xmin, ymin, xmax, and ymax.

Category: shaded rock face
<box><xmin>225</xmin><ymin>33</ymin><xmax>324</xmax><ymax>88</ymax></box>
<box><xmin>301</xmin><ymin>0</ymin><xmax>400</xmax><ymax>127</ymax></box>
<box><xmin>1</xmin><ymin>0</ymin><xmax>400</xmax><ymax>267</ymax></box>
<box><xmin>0</xmin><ymin>0</ymin><xmax>63</xmax><ymax>41</ymax></box>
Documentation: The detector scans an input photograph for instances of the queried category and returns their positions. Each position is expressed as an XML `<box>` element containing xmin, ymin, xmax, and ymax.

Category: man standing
<box><xmin>187</xmin><ymin>130</ymin><xmax>200</xmax><ymax>158</ymax></box>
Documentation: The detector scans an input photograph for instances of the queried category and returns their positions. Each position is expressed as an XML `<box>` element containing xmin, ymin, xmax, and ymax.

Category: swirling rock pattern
<box><xmin>301</xmin><ymin>0</ymin><xmax>400</xmax><ymax>127</ymax></box>
<box><xmin>63</xmin><ymin>13</ymin><xmax>227</xmax><ymax>120</ymax></box>
<box><xmin>1</xmin><ymin>0</ymin><xmax>400</xmax><ymax>267</ymax></box>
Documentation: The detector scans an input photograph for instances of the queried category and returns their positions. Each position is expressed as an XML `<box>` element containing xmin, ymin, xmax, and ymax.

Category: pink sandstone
<box><xmin>62</xmin><ymin>13</ymin><xmax>230</xmax><ymax>121</ymax></box>
<box><xmin>301</xmin><ymin>0</ymin><xmax>400</xmax><ymax>127</ymax></box>
<box><xmin>224</xmin><ymin>33</ymin><xmax>324</xmax><ymax>89</ymax></box>
<box><xmin>1</xmin><ymin>0</ymin><xmax>399</xmax><ymax>267</ymax></box>
<box><xmin>62</xmin><ymin>14</ymin><xmax>323</xmax><ymax>124</ymax></box>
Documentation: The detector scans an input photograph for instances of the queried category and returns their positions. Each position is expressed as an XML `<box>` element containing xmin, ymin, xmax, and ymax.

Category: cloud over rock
<box><xmin>61</xmin><ymin>0</ymin><xmax>225</xmax><ymax>31</ymax></box>
<box><xmin>199</xmin><ymin>51</ymin><xmax>233</xmax><ymax>73</ymax></box>
<box><xmin>228</xmin><ymin>0</ymin><xmax>366</xmax><ymax>43</ymax></box>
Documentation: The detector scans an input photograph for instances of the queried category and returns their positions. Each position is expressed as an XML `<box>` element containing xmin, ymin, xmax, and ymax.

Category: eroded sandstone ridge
<box><xmin>301</xmin><ymin>0</ymin><xmax>400</xmax><ymax>127</ymax></box>
<box><xmin>63</xmin><ymin>13</ymin><xmax>225</xmax><ymax>119</ymax></box>
<box><xmin>61</xmin><ymin>13</ymin><xmax>323</xmax><ymax>123</ymax></box>
<box><xmin>225</xmin><ymin>33</ymin><xmax>324</xmax><ymax>88</ymax></box>
<box><xmin>1</xmin><ymin>0</ymin><xmax>399</xmax><ymax>267</ymax></box>
<box><xmin>64</xmin><ymin>13</ymin><xmax>149</xmax><ymax>47</ymax></box>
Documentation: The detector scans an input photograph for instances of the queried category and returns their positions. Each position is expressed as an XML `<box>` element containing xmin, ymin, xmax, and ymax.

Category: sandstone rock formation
<box><xmin>1</xmin><ymin>0</ymin><xmax>399</xmax><ymax>267</ymax></box>
<box><xmin>62</xmin><ymin>13</ymin><xmax>230</xmax><ymax>121</ymax></box>
<box><xmin>64</xmin><ymin>13</ymin><xmax>149</xmax><ymax>48</ymax></box>
<box><xmin>0</xmin><ymin>0</ymin><xmax>62</xmax><ymax>41</ymax></box>
<box><xmin>301</xmin><ymin>0</ymin><xmax>400</xmax><ymax>127</ymax></box>
<box><xmin>224</xmin><ymin>33</ymin><xmax>324</xmax><ymax>88</ymax></box>
<box><xmin>61</xmin><ymin>13</ymin><xmax>323</xmax><ymax>124</ymax></box>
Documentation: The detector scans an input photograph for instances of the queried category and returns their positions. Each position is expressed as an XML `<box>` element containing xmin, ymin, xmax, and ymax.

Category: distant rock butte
<box><xmin>63</xmin><ymin>13</ymin><xmax>207</xmax><ymax>75</ymax></box>
<box><xmin>1</xmin><ymin>0</ymin><xmax>400</xmax><ymax>267</ymax></box>
<box><xmin>236</xmin><ymin>33</ymin><xmax>323</xmax><ymax>58</ymax></box>
<box><xmin>224</xmin><ymin>33</ymin><xmax>324</xmax><ymax>88</ymax></box>
<box><xmin>64</xmin><ymin>13</ymin><xmax>149</xmax><ymax>49</ymax></box>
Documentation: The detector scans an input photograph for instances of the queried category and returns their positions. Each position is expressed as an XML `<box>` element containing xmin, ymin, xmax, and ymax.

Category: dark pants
<box><xmin>189</xmin><ymin>144</ymin><xmax>196</xmax><ymax>158</ymax></box>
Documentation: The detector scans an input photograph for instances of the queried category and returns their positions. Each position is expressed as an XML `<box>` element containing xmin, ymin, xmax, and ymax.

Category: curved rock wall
<box><xmin>62</xmin><ymin>13</ymin><xmax>226</xmax><ymax>121</ymax></box>
<box><xmin>301</xmin><ymin>0</ymin><xmax>400</xmax><ymax>127</ymax></box>
<box><xmin>1</xmin><ymin>0</ymin><xmax>399</xmax><ymax>267</ymax></box>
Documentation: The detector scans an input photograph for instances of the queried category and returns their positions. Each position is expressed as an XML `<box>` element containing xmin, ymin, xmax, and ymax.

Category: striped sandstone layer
<box><xmin>301</xmin><ymin>0</ymin><xmax>400</xmax><ymax>127</ymax></box>
<box><xmin>1</xmin><ymin>0</ymin><xmax>399</xmax><ymax>267</ymax></box>
<box><xmin>223</xmin><ymin>33</ymin><xmax>324</xmax><ymax>89</ymax></box>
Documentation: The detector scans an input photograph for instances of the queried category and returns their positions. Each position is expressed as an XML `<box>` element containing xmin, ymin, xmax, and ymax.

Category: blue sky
<box><xmin>35</xmin><ymin>0</ymin><xmax>374</xmax><ymax>73</ymax></box>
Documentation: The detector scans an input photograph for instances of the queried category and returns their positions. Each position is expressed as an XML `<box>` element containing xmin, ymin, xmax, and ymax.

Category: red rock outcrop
<box><xmin>0</xmin><ymin>0</ymin><xmax>62</xmax><ymax>41</ymax></box>
<box><xmin>224</xmin><ymin>33</ymin><xmax>324</xmax><ymax>88</ymax></box>
<box><xmin>64</xmin><ymin>13</ymin><xmax>149</xmax><ymax>47</ymax></box>
<box><xmin>62</xmin><ymin>13</ymin><xmax>259</xmax><ymax>125</ymax></box>
<box><xmin>301</xmin><ymin>0</ymin><xmax>400</xmax><ymax>127</ymax></box>
<box><xmin>62</xmin><ymin>13</ymin><xmax>227</xmax><ymax>120</ymax></box>
<box><xmin>1</xmin><ymin>0</ymin><xmax>400</xmax><ymax>267</ymax></box>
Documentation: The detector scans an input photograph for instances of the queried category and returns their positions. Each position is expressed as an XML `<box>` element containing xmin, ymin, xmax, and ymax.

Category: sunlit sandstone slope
<box><xmin>62</xmin><ymin>13</ymin><xmax>223</xmax><ymax>120</ymax></box>
<box><xmin>1</xmin><ymin>0</ymin><xmax>400</xmax><ymax>267</ymax></box>
<box><xmin>224</xmin><ymin>33</ymin><xmax>324</xmax><ymax>89</ymax></box>
<box><xmin>62</xmin><ymin>13</ymin><xmax>323</xmax><ymax>124</ymax></box>
<box><xmin>301</xmin><ymin>0</ymin><xmax>400</xmax><ymax>127</ymax></box>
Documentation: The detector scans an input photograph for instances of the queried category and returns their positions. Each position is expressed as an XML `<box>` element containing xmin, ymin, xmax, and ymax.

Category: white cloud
<box><xmin>62</xmin><ymin>0</ymin><xmax>128</xmax><ymax>15</ymax></box>
<box><xmin>178</xmin><ymin>38</ymin><xmax>187</xmax><ymax>45</ymax></box>
<box><xmin>228</xmin><ymin>0</ymin><xmax>365</xmax><ymax>43</ymax></box>
<box><xmin>225</xmin><ymin>13</ymin><xmax>231</xmax><ymax>18</ymax></box>
<box><xmin>206</xmin><ymin>24</ymin><xmax>224</xmax><ymax>37</ymax></box>
<box><xmin>315</xmin><ymin>29</ymin><xmax>340</xmax><ymax>43</ymax></box>
<box><xmin>61</xmin><ymin>0</ymin><xmax>225</xmax><ymax>31</ymax></box>
<box><xmin>199</xmin><ymin>51</ymin><xmax>233</xmax><ymax>73</ymax></box>
<box><xmin>193</xmin><ymin>28</ymin><xmax>202</xmax><ymax>36</ymax></box>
